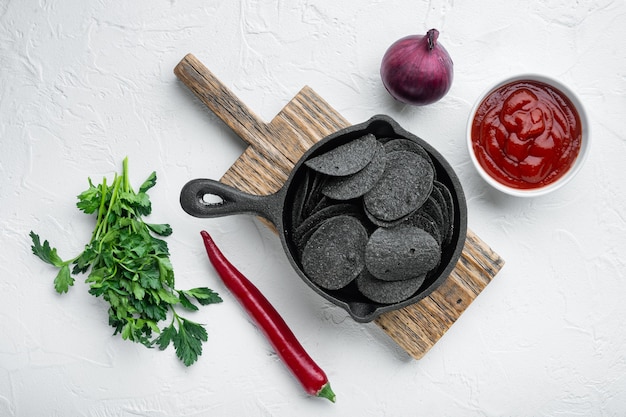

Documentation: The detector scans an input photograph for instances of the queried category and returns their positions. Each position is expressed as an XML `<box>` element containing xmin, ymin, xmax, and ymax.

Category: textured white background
<box><xmin>2</xmin><ymin>0</ymin><xmax>626</xmax><ymax>416</ymax></box>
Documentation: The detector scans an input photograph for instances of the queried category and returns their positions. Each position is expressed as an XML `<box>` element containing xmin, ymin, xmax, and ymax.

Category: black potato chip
<box><xmin>304</xmin><ymin>133</ymin><xmax>379</xmax><ymax>176</ymax></box>
<box><xmin>433</xmin><ymin>180</ymin><xmax>454</xmax><ymax>244</ymax></box>
<box><xmin>321</xmin><ymin>141</ymin><xmax>386</xmax><ymax>200</ymax></box>
<box><xmin>290</xmin><ymin>168</ymin><xmax>312</xmax><ymax>229</ymax></box>
<box><xmin>356</xmin><ymin>269</ymin><xmax>427</xmax><ymax>304</ymax></box>
<box><xmin>294</xmin><ymin>203</ymin><xmax>361</xmax><ymax>249</ymax></box>
<box><xmin>363</xmin><ymin>204</ymin><xmax>413</xmax><ymax>228</ymax></box>
<box><xmin>301</xmin><ymin>171</ymin><xmax>328</xmax><ymax>218</ymax></box>
<box><xmin>404</xmin><ymin>210</ymin><xmax>443</xmax><ymax>245</ymax></box>
<box><xmin>364</xmin><ymin>225</ymin><xmax>441</xmax><ymax>281</ymax></box>
<box><xmin>383</xmin><ymin>138</ymin><xmax>436</xmax><ymax>176</ymax></box>
<box><xmin>418</xmin><ymin>196</ymin><xmax>445</xmax><ymax>241</ymax></box>
<box><xmin>301</xmin><ymin>215</ymin><xmax>368</xmax><ymax>290</ymax></box>
<box><xmin>363</xmin><ymin>151</ymin><xmax>434</xmax><ymax>222</ymax></box>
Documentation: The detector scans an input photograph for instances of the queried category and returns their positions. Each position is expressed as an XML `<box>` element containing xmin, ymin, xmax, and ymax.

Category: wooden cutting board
<box><xmin>174</xmin><ymin>53</ymin><xmax>505</xmax><ymax>359</ymax></box>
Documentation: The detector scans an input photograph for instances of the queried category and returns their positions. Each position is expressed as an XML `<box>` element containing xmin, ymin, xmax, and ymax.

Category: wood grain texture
<box><xmin>174</xmin><ymin>53</ymin><xmax>505</xmax><ymax>359</ymax></box>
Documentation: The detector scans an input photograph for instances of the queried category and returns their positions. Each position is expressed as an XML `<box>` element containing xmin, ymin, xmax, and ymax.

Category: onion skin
<box><xmin>380</xmin><ymin>29</ymin><xmax>454</xmax><ymax>106</ymax></box>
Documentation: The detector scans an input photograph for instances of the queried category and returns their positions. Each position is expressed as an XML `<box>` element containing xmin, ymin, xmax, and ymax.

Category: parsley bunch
<box><xmin>30</xmin><ymin>157</ymin><xmax>222</xmax><ymax>366</ymax></box>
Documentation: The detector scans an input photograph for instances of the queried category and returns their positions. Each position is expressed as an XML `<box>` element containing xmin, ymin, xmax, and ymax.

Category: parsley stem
<box><xmin>95</xmin><ymin>174</ymin><xmax>122</xmax><ymax>241</ymax></box>
<box><xmin>91</xmin><ymin>177</ymin><xmax>108</xmax><ymax>242</ymax></box>
<box><xmin>122</xmin><ymin>156</ymin><xmax>130</xmax><ymax>193</ymax></box>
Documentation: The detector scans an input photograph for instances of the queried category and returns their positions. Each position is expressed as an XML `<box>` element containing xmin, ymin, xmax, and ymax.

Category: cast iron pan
<box><xmin>180</xmin><ymin>114</ymin><xmax>468</xmax><ymax>322</ymax></box>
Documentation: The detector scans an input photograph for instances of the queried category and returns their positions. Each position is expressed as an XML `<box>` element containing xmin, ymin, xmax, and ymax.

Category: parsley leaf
<box><xmin>29</xmin><ymin>231</ymin><xmax>65</xmax><ymax>268</ymax></box>
<box><xmin>139</xmin><ymin>171</ymin><xmax>157</xmax><ymax>193</ymax></box>
<box><xmin>54</xmin><ymin>265</ymin><xmax>74</xmax><ymax>293</ymax></box>
<box><xmin>76</xmin><ymin>178</ymin><xmax>101</xmax><ymax>214</ymax></box>
<box><xmin>155</xmin><ymin>322</ymin><xmax>177</xmax><ymax>350</ymax></box>
<box><xmin>173</xmin><ymin>317</ymin><xmax>208</xmax><ymax>367</ymax></box>
<box><xmin>178</xmin><ymin>292</ymin><xmax>199</xmax><ymax>311</ymax></box>
<box><xmin>29</xmin><ymin>157</ymin><xmax>221</xmax><ymax>366</ymax></box>
<box><xmin>184</xmin><ymin>287</ymin><xmax>223</xmax><ymax>306</ymax></box>
<box><xmin>146</xmin><ymin>223</ymin><xmax>173</xmax><ymax>237</ymax></box>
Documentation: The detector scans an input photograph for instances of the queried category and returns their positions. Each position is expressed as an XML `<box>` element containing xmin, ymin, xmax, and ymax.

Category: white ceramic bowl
<box><xmin>466</xmin><ymin>74</ymin><xmax>590</xmax><ymax>197</ymax></box>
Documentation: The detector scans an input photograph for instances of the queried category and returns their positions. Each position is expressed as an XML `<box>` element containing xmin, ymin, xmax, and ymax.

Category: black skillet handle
<box><xmin>180</xmin><ymin>178</ymin><xmax>284</xmax><ymax>227</ymax></box>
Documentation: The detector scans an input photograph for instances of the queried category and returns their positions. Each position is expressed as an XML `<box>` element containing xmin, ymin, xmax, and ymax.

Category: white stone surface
<box><xmin>2</xmin><ymin>0</ymin><xmax>626</xmax><ymax>415</ymax></box>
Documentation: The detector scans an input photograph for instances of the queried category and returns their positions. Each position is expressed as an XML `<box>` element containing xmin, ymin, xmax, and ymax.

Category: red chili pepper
<box><xmin>200</xmin><ymin>231</ymin><xmax>336</xmax><ymax>402</ymax></box>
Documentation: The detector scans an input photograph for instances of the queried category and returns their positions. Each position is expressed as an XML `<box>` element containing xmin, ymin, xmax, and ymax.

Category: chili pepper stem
<box><xmin>317</xmin><ymin>382</ymin><xmax>336</xmax><ymax>402</ymax></box>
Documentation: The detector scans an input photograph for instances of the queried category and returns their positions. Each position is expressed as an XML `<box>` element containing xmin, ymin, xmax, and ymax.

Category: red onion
<box><xmin>380</xmin><ymin>28</ymin><xmax>454</xmax><ymax>106</ymax></box>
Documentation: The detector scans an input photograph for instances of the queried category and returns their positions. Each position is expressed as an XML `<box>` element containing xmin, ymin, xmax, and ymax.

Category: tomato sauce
<box><xmin>471</xmin><ymin>80</ymin><xmax>582</xmax><ymax>189</ymax></box>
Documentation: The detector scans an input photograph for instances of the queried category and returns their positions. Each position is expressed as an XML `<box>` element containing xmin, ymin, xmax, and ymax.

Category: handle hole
<box><xmin>201</xmin><ymin>193</ymin><xmax>224</xmax><ymax>205</ymax></box>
